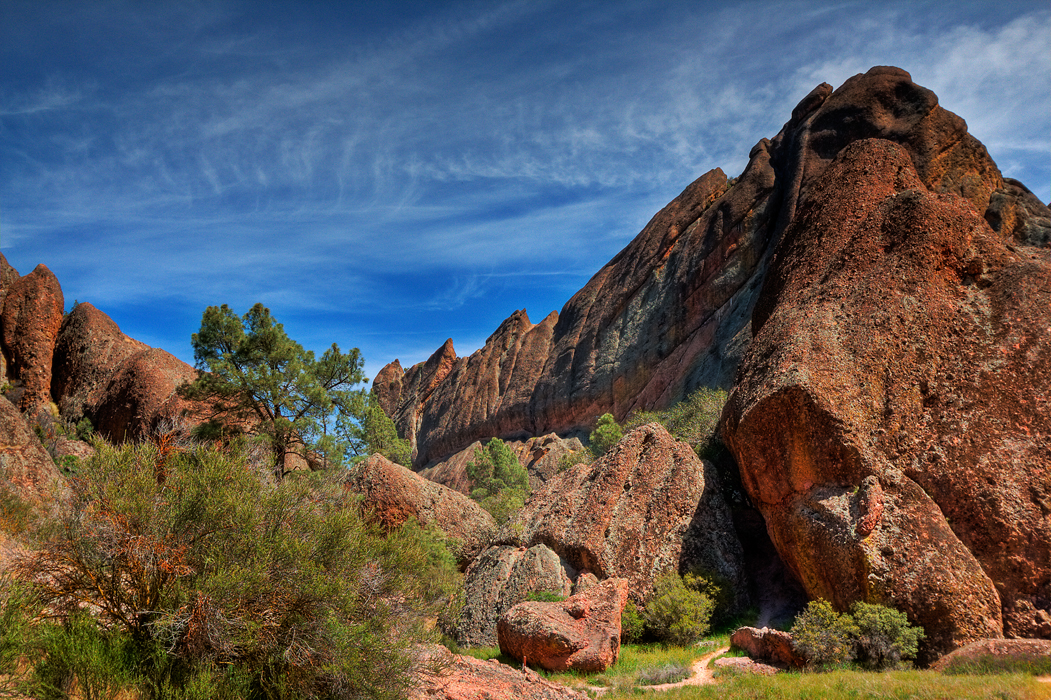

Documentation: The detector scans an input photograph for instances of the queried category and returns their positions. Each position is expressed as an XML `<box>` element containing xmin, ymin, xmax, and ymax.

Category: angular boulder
<box><xmin>345</xmin><ymin>454</ymin><xmax>497</xmax><ymax>567</ymax></box>
<box><xmin>723</xmin><ymin>136</ymin><xmax>1050</xmax><ymax>658</ymax></box>
<box><xmin>455</xmin><ymin>544</ymin><xmax>572</xmax><ymax>647</ymax></box>
<box><xmin>50</xmin><ymin>302</ymin><xmax>148</xmax><ymax>421</ymax></box>
<box><xmin>730</xmin><ymin>626</ymin><xmax>805</xmax><ymax>668</ymax></box>
<box><xmin>409</xmin><ymin>644</ymin><xmax>586</xmax><ymax>700</ymax></box>
<box><xmin>0</xmin><ymin>264</ymin><xmax>64</xmax><ymax>411</ymax></box>
<box><xmin>499</xmin><ymin>423</ymin><xmax>747</xmax><ymax>608</ymax></box>
<box><xmin>498</xmin><ymin>577</ymin><xmax>628</xmax><ymax>673</ymax></box>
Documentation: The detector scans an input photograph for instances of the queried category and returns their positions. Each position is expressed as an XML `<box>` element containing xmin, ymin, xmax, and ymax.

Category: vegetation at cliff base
<box><xmin>789</xmin><ymin>599</ymin><xmax>924</xmax><ymax>670</ymax></box>
<box><xmin>5</xmin><ymin>438</ymin><xmax>460</xmax><ymax>700</ymax></box>
<box><xmin>465</xmin><ymin>437</ymin><xmax>529</xmax><ymax>524</ymax></box>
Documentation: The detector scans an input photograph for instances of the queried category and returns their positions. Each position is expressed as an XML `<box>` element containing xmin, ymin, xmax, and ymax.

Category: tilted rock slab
<box><xmin>0</xmin><ymin>261</ymin><xmax>64</xmax><ymax>412</ymax></box>
<box><xmin>723</xmin><ymin>131</ymin><xmax>1051</xmax><ymax>660</ymax></box>
<box><xmin>409</xmin><ymin>644</ymin><xmax>586</xmax><ymax>700</ymax></box>
<box><xmin>454</xmin><ymin>544</ymin><xmax>573</xmax><ymax>647</ymax></box>
<box><xmin>498</xmin><ymin>577</ymin><xmax>628</xmax><ymax>673</ymax></box>
<box><xmin>345</xmin><ymin>454</ymin><xmax>497</xmax><ymax>567</ymax></box>
<box><xmin>498</xmin><ymin>423</ymin><xmax>748</xmax><ymax>609</ymax></box>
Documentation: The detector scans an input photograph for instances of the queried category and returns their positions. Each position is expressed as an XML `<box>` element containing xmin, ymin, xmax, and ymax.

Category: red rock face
<box><xmin>497</xmin><ymin>577</ymin><xmax>628</xmax><ymax>673</ymax></box>
<box><xmin>723</xmin><ymin>137</ymin><xmax>1050</xmax><ymax>658</ymax></box>
<box><xmin>0</xmin><ymin>397</ymin><xmax>65</xmax><ymax>503</ymax></box>
<box><xmin>90</xmin><ymin>347</ymin><xmax>198</xmax><ymax>443</ymax></box>
<box><xmin>51</xmin><ymin>302</ymin><xmax>149</xmax><ymax>420</ymax></box>
<box><xmin>498</xmin><ymin>423</ymin><xmax>748</xmax><ymax>609</ymax></box>
<box><xmin>383</xmin><ymin>67</ymin><xmax>1047</xmax><ymax>471</ymax></box>
<box><xmin>1</xmin><ymin>264</ymin><xmax>64</xmax><ymax>411</ymax></box>
<box><xmin>409</xmin><ymin>644</ymin><xmax>587</xmax><ymax>700</ymax></box>
<box><xmin>345</xmin><ymin>453</ymin><xmax>497</xmax><ymax>567</ymax></box>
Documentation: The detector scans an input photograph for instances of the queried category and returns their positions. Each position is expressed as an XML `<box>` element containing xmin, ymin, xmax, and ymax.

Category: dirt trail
<box><xmin>582</xmin><ymin>645</ymin><xmax>729</xmax><ymax>695</ymax></box>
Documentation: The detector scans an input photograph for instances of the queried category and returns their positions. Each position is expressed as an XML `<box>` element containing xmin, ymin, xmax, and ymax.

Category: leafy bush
<box><xmin>642</xmin><ymin>572</ymin><xmax>716</xmax><ymax>646</ymax></box>
<box><xmin>589</xmin><ymin>413</ymin><xmax>623</xmax><ymax>456</ymax></box>
<box><xmin>851</xmin><ymin>601</ymin><xmax>924</xmax><ymax>670</ymax></box>
<box><xmin>790</xmin><ymin>599</ymin><xmax>860</xmax><ymax>668</ymax></box>
<box><xmin>623</xmin><ymin>386</ymin><xmax>727</xmax><ymax>456</ymax></box>
<box><xmin>344</xmin><ymin>392</ymin><xmax>411</xmax><ymax>466</ymax></box>
<box><xmin>556</xmin><ymin>446</ymin><xmax>594</xmax><ymax>472</ymax></box>
<box><xmin>15</xmin><ymin>439</ymin><xmax>460</xmax><ymax>699</ymax></box>
<box><xmin>0</xmin><ymin>574</ymin><xmax>38</xmax><ymax>697</ymax></box>
<box><xmin>32</xmin><ymin>612</ymin><xmax>137</xmax><ymax>700</ymax></box>
<box><xmin>621</xmin><ymin>600</ymin><xmax>646</xmax><ymax>644</ymax></box>
<box><xmin>465</xmin><ymin>438</ymin><xmax>529</xmax><ymax>524</ymax></box>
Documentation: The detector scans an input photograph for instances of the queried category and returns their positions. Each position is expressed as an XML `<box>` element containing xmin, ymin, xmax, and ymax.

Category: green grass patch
<box><xmin>939</xmin><ymin>655</ymin><xmax>1051</xmax><ymax>676</ymax></box>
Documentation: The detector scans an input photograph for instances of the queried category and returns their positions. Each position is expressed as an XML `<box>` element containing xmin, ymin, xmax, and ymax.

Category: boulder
<box><xmin>723</xmin><ymin>137</ymin><xmax>1050</xmax><ymax>659</ymax></box>
<box><xmin>345</xmin><ymin>454</ymin><xmax>497</xmax><ymax>567</ymax></box>
<box><xmin>0</xmin><ymin>264</ymin><xmax>64</xmax><ymax>411</ymax></box>
<box><xmin>409</xmin><ymin>644</ymin><xmax>586</xmax><ymax>700</ymax></box>
<box><xmin>0</xmin><ymin>397</ymin><xmax>65</xmax><ymax>503</ymax></box>
<box><xmin>455</xmin><ymin>544</ymin><xmax>573</xmax><ymax>647</ymax></box>
<box><xmin>50</xmin><ymin>302</ymin><xmax>148</xmax><ymax>421</ymax></box>
<box><xmin>499</xmin><ymin>423</ymin><xmax>748</xmax><ymax>608</ymax></box>
<box><xmin>90</xmin><ymin>348</ymin><xmax>199</xmax><ymax>442</ymax></box>
<box><xmin>930</xmin><ymin>638</ymin><xmax>1051</xmax><ymax>673</ymax></box>
<box><xmin>730</xmin><ymin>626</ymin><xmax>805</xmax><ymax>668</ymax></box>
<box><xmin>497</xmin><ymin>577</ymin><xmax>628</xmax><ymax>673</ymax></box>
<box><xmin>419</xmin><ymin>432</ymin><xmax>586</xmax><ymax>495</ymax></box>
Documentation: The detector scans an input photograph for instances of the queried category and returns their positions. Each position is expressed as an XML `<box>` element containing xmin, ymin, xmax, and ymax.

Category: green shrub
<box><xmin>589</xmin><ymin>413</ymin><xmax>623</xmax><ymax>456</ymax></box>
<box><xmin>624</xmin><ymin>386</ymin><xmax>727</xmax><ymax>456</ymax></box>
<box><xmin>635</xmin><ymin>662</ymin><xmax>690</xmax><ymax>685</ymax></box>
<box><xmin>642</xmin><ymin>572</ymin><xmax>716</xmax><ymax>646</ymax></box>
<box><xmin>0</xmin><ymin>485</ymin><xmax>35</xmax><ymax>535</ymax></box>
<box><xmin>621</xmin><ymin>600</ymin><xmax>646</xmax><ymax>644</ymax></box>
<box><xmin>0</xmin><ymin>574</ymin><xmax>39</xmax><ymax>696</ymax></box>
<box><xmin>790</xmin><ymin>599</ymin><xmax>861</xmax><ymax>668</ymax></box>
<box><xmin>851</xmin><ymin>601</ymin><xmax>924</xmax><ymax>670</ymax></box>
<box><xmin>32</xmin><ymin>612</ymin><xmax>137</xmax><ymax>700</ymax></box>
<box><xmin>557</xmin><ymin>446</ymin><xmax>594</xmax><ymax>472</ymax></box>
<box><xmin>16</xmin><ymin>440</ymin><xmax>460</xmax><ymax>699</ymax></box>
<box><xmin>466</xmin><ymin>438</ymin><xmax>530</xmax><ymax>524</ymax></box>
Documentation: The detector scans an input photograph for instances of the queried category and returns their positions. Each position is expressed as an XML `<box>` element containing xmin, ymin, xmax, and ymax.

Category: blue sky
<box><xmin>2</xmin><ymin>1</ymin><xmax>1048</xmax><ymax>385</ymax></box>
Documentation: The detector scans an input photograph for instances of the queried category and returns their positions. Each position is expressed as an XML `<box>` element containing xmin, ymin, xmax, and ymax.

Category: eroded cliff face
<box><xmin>380</xmin><ymin>66</ymin><xmax>1046</xmax><ymax>470</ymax></box>
<box><xmin>379</xmin><ymin>66</ymin><xmax>1051</xmax><ymax>656</ymax></box>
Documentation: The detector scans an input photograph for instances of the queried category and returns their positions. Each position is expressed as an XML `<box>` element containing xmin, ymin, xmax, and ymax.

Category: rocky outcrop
<box><xmin>723</xmin><ymin>135</ymin><xmax>1050</xmax><ymax>659</ymax></box>
<box><xmin>409</xmin><ymin>644</ymin><xmax>586</xmax><ymax>700</ymax></box>
<box><xmin>930</xmin><ymin>638</ymin><xmax>1051</xmax><ymax>673</ymax></box>
<box><xmin>730</xmin><ymin>627</ymin><xmax>805</xmax><ymax>668</ymax></box>
<box><xmin>0</xmin><ymin>397</ymin><xmax>65</xmax><ymax>502</ymax></box>
<box><xmin>455</xmin><ymin>544</ymin><xmax>573</xmax><ymax>647</ymax></box>
<box><xmin>497</xmin><ymin>577</ymin><xmax>628</xmax><ymax>672</ymax></box>
<box><xmin>345</xmin><ymin>454</ymin><xmax>497</xmax><ymax>567</ymax></box>
<box><xmin>382</xmin><ymin>67</ymin><xmax>1050</xmax><ymax>472</ymax></box>
<box><xmin>1</xmin><ymin>264</ymin><xmax>64</xmax><ymax>411</ymax></box>
<box><xmin>498</xmin><ymin>423</ymin><xmax>748</xmax><ymax>608</ymax></box>
<box><xmin>419</xmin><ymin>433</ymin><xmax>586</xmax><ymax>496</ymax></box>
<box><xmin>90</xmin><ymin>348</ymin><xmax>199</xmax><ymax>442</ymax></box>
<box><xmin>51</xmin><ymin>303</ymin><xmax>148</xmax><ymax>421</ymax></box>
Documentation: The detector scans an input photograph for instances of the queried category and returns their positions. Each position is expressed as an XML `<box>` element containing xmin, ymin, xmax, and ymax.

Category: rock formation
<box><xmin>455</xmin><ymin>544</ymin><xmax>573</xmax><ymax>647</ymax></box>
<box><xmin>51</xmin><ymin>302</ymin><xmax>149</xmax><ymax>422</ymax></box>
<box><xmin>419</xmin><ymin>432</ymin><xmax>585</xmax><ymax>495</ymax></box>
<box><xmin>1</xmin><ymin>262</ymin><xmax>64</xmax><ymax>411</ymax></box>
<box><xmin>497</xmin><ymin>423</ymin><xmax>748</xmax><ymax>608</ymax></box>
<box><xmin>730</xmin><ymin>626</ymin><xmax>806</xmax><ymax>668</ymax></box>
<box><xmin>497</xmin><ymin>577</ymin><xmax>628</xmax><ymax>672</ymax></box>
<box><xmin>409</xmin><ymin>644</ymin><xmax>586</xmax><ymax>699</ymax></box>
<box><xmin>0</xmin><ymin>397</ymin><xmax>65</xmax><ymax>502</ymax></box>
<box><xmin>345</xmin><ymin>454</ymin><xmax>497</xmax><ymax>567</ymax></box>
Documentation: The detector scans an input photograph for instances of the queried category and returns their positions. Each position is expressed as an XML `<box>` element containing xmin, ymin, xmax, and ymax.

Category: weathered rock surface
<box><xmin>409</xmin><ymin>644</ymin><xmax>586</xmax><ymax>700</ymax></box>
<box><xmin>419</xmin><ymin>433</ymin><xmax>585</xmax><ymax>496</ymax></box>
<box><xmin>730</xmin><ymin>626</ymin><xmax>805</xmax><ymax>668</ymax></box>
<box><xmin>345</xmin><ymin>454</ymin><xmax>497</xmax><ymax>567</ymax></box>
<box><xmin>90</xmin><ymin>348</ymin><xmax>199</xmax><ymax>443</ymax></box>
<box><xmin>723</xmin><ymin>134</ymin><xmax>1050</xmax><ymax>659</ymax></box>
<box><xmin>381</xmin><ymin>68</ymin><xmax>1050</xmax><ymax>474</ymax></box>
<box><xmin>930</xmin><ymin>638</ymin><xmax>1051</xmax><ymax>672</ymax></box>
<box><xmin>498</xmin><ymin>577</ymin><xmax>628</xmax><ymax>672</ymax></box>
<box><xmin>498</xmin><ymin>423</ymin><xmax>748</xmax><ymax>608</ymax></box>
<box><xmin>0</xmin><ymin>397</ymin><xmax>65</xmax><ymax>502</ymax></box>
<box><xmin>51</xmin><ymin>302</ymin><xmax>148</xmax><ymax>421</ymax></box>
<box><xmin>0</xmin><ymin>264</ymin><xmax>64</xmax><ymax>411</ymax></box>
<box><xmin>455</xmin><ymin>544</ymin><xmax>573</xmax><ymax>647</ymax></box>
